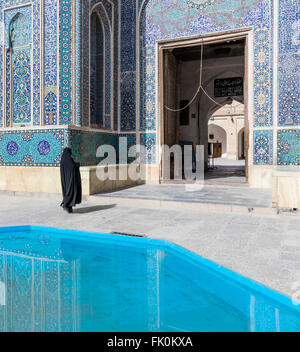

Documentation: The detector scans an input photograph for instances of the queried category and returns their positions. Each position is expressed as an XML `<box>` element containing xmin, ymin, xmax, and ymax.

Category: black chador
<box><xmin>60</xmin><ymin>148</ymin><xmax>82</xmax><ymax>213</ymax></box>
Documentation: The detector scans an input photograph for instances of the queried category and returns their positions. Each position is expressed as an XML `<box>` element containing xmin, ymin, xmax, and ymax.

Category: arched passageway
<box><xmin>161</xmin><ymin>38</ymin><xmax>248</xmax><ymax>184</ymax></box>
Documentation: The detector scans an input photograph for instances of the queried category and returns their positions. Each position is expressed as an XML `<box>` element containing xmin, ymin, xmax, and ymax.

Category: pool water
<box><xmin>0</xmin><ymin>226</ymin><xmax>299</xmax><ymax>332</ymax></box>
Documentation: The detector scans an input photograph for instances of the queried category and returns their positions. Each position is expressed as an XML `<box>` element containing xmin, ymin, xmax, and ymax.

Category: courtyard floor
<box><xmin>0</xmin><ymin>191</ymin><xmax>300</xmax><ymax>299</ymax></box>
<box><xmin>94</xmin><ymin>183</ymin><xmax>272</xmax><ymax>209</ymax></box>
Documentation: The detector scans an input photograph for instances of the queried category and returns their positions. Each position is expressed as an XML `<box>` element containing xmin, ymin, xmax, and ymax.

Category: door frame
<box><xmin>157</xmin><ymin>28</ymin><xmax>253</xmax><ymax>183</ymax></box>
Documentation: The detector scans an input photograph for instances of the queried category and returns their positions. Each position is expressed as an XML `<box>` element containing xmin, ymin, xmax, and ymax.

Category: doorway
<box><xmin>159</xmin><ymin>30</ymin><xmax>250</xmax><ymax>184</ymax></box>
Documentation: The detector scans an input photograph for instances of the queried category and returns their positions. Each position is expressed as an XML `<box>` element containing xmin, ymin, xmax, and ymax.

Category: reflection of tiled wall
<box><xmin>277</xmin><ymin>130</ymin><xmax>300</xmax><ymax>166</ymax></box>
<box><xmin>0</xmin><ymin>129</ymin><xmax>67</xmax><ymax>166</ymax></box>
<box><xmin>0</xmin><ymin>230</ymin><xmax>76</xmax><ymax>332</ymax></box>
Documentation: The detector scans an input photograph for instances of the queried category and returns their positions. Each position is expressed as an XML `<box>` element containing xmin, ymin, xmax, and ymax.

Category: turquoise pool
<box><xmin>0</xmin><ymin>225</ymin><xmax>299</xmax><ymax>332</ymax></box>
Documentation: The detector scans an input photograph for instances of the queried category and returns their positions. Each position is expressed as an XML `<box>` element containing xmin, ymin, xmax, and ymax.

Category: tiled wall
<box><xmin>137</xmin><ymin>0</ymin><xmax>274</xmax><ymax>165</ymax></box>
<box><xmin>0</xmin><ymin>0</ymin><xmax>299</xmax><ymax>168</ymax></box>
<box><xmin>0</xmin><ymin>129</ymin><xmax>67</xmax><ymax>166</ymax></box>
<box><xmin>277</xmin><ymin>0</ymin><xmax>300</xmax><ymax>166</ymax></box>
<box><xmin>70</xmin><ymin>130</ymin><xmax>137</xmax><ymax>166</ymax></box>
<box><xmin>44</xmin><ymin>0</ymin><xmax>58</xmax><ymax>126</ymax></box>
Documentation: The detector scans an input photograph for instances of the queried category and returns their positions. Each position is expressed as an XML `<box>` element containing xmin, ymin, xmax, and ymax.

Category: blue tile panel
<box><xmin>82</xmin><ymin>0</ymin><xmax>90</xmax><ymax>127</ymax></box>
<box><xmin>253</xmin><ymin>130</ymin><xmax>273</xmax><ymax>165</ymax></box>
<box><xmin>278</xmin><ymin>1</ymin><xmax>299</xmax><ymax>127</ymax></box>
<box><xmin>120</xmin><ymin>0</ymin><xmax>137</xmax><ymax>131</ymax></box>
<box><xmin>277</xmin><ymin>129</ymin><xmax>300</xmax><ymax>166</ymax></box>
<box><xmin>70</xmin><ymin>130</ymin><xmax>137</xmax><ymax>166</ymax></box>
<box><xmin>32</xmin><ymin>0</ymin><xmax>41</xmax><ymax>126</ymax></box>
<box><xmin>44</xmin><ymin>0</ymin><xmax>58</xmax><ymax>125</ymax></box>
<box><xmin>82</xmin><ymin>0</ymin><xmax>119</xmax><ymax>129</ymax></box>
<box><xmin>75</xmin><ymin>0</ymin><xmax>82</xmax><ymax>126</ymax></box>
<box><xmin>59</xmin><ymin>0</ymin><xmax>72</xmax><ymax>125</ymax></box>
<box><xmin>140</xmin><ymin>133</ymin><xmax>156</xmax><ymax>164</ymax></box>
<box><xmin>4</xmin><ymin>5</ymin><xmax>33</xmax><ymax>126</ymax></box>
<box><xmin>1</xmin><ymin>1</ymin><xmax>41</xmax><ymax>127</ymax></box>
<box><xmin>0</xmin><ymin>129</ymin><xmax>66</xmax><ymax>166</ymax></box>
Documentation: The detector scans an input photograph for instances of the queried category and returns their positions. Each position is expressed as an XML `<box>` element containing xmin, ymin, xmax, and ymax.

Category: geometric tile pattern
<box><xmin>59</xmin><ymin>0</ymin><xmax>72</xmax><ymax>124</ymax></box>
<box><xmin>70</xmin><ymin>129</ymin><xmax>119</xmax><ymax>166</ymax></box>
<box><xmin>140</xmin><ymin>133</ymin><xmax>156</xmax><ymax>164</ymax></box>
<box><xmin>278</xmin><ymin>0</ymin><xmax>299</xmax><ymax>127</ymax></box>
<box><xmin>0</xmin><ymin>129</ymin><xmax>66</xmax><ymax>166</ymax></box>
<box><xmin>120</xmin><ymin>0</ymin><xmax>137</xmax><ymax>131</ymax></box>
<box><xmin>32</xmin><ymin>0</ymin><xmax>41</xmax><ymax>126</ymax></box>
<box><xmin>12</xmin><ymin>47</ymin><xmax>31</xmax><ymax>124</ymax></box>
<box><xmin>253</xmin><ymin>130</ymin><xmax>273</xmax><ymax>165</ymax></box>
<box><xmin>90</xmin><ymin>3</ymin><xmax>112</xmax><ymax>130</ymax></box>
<box><xmin>5</xmin><ymin>6</ymin><xmax>32</xmax><ymax>126</ymax></box>
<box><xmin>82</xmin><ymin>0</ymin><xmax>90</xmax><ymax>127</ymax></box>
<box><xmin>75</xmin><ymin>0</ymin><xmax>82</xmax><ymax>126</ymax></box>
<box><xmin>1</xmin><ymin>1</ymin><xmax>41</xmax><ymax>127</ymax></box>
<box><xmin>277</xmin><ymin>129</ymin><xmax>300</xmax><ymax>166</ymax></box>
<box><xmin>90</xmin><ymin>12</ymin><xmax>104</xmax><ymax>128</ymax></box>
<box><xmin>44</xmin><ymin>0</ymin><xmax>58</xmax><ymax>125</ymax></box>
<box><xmin>81</xmin><ymin>0</ymin><xmax>118</xmax><ymax>130</ymax></box>
<box><xmin>67</xmin><ymin>129</ymin><xmax>137</xmax><ymax>166</ymax></box>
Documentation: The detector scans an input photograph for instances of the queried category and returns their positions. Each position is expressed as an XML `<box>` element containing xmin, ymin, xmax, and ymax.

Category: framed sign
<box><xmin>214</xmin><ymin>77</ymin><xmax>243</xmax><ymax>97</ymax></box>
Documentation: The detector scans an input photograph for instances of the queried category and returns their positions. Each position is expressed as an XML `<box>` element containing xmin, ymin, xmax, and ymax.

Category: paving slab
<box><xmin>0</xmin><ymin>194</ymin><xmax>300</xmax><ymax>300</ymax></box>
<box><xmin>92</xmin><ymin>184</ymin><xmax>273</xmax><ymax>209</ymax></box>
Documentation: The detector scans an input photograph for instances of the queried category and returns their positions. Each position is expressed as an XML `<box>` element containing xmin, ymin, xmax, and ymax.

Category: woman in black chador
<box><xmin>60</xmin><ymin>148</ymin><xmax>82</xmax><ymax>213</ymax></box>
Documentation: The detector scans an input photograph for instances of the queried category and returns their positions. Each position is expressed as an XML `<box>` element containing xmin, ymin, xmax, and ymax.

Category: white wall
<box><xmin>177</xmin><ymin>54</ymin><xmax>244</xmax><ymax>165</ymax></box>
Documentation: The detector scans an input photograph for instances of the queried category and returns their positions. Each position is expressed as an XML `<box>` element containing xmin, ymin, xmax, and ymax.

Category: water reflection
<box><xmin>0</xmin><ymin>247</ymin><xmax>78</xmax><ymax>332</ymax></box>
<box><xmin>0</xmin><ymin>229</ymin><xmax>299</xmax><ymax>332</ymax></box>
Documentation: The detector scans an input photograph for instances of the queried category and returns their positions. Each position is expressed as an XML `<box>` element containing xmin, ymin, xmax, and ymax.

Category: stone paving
<box><xmin>205</xmin><ymin>158</ymin><xmax>246</xmax><ymax>184</ymax></box>
<box><xmin>96</xmin><ymin>183</ymin><xmax>272</xmax><ymax>208</ymax></box>
<box><xmin>0</xmin><ymin>193</ymin><xmax>300</xmax><ymax>299</ymax></box>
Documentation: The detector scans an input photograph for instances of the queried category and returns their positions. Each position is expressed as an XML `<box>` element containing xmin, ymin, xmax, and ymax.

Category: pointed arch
<box><xmin>5</xmin><ymin>8</ymin><xmax>32</xmax><ymax>126</ymax></box>
<box><xmin>90</xmin><ymin>11</ymin><xmax>105</xmax><ymax>127</ymax></box>
<box><xmin>8</xmin><ymin>12</ymin><xmax>31</xmax><ymax>49</ymax></box>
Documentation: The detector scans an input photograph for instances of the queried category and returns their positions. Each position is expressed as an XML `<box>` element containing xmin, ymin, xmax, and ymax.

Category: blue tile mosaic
<box><xmin>140</xmin><ymin>133</ymin><xmax>156</xmax><ymax>164</ymax></box>
<box><xmin>0</xmin><ymin>129</ymin><xmax>66</xmax><ymax>166</ymax></box>
<box><xmin>44</xmin><ymin>0</ymin><xmax>58</xmax><ymax>125</ymax></box>
<box><xmin>59</xmin><ymin>0</ymin><xmax>72</xmax><ymax>125</ymax></box>
<box><xmin>278</xmin><ymin>0</ymin><xmax>299</xmax><ymax>127</ymax></box>
<box><xmin>70</xmin><ymin>130</ymin><xmax>137</xmax><ymax>166</ymax></box>
<box><xmin>5</xmin><ymin>5</ymin><xmax>32</xmax><ymax>126</ymax></box>
<box><xmin>120</xmin><ymin>0</ymin><xmax>137</xmax><ymax>132</ymax></box>
<box><xmin>253</xmin><ymin>130</ymin><xmax>273</xmax><ymax>165</ymax></box>
<box><xmin>277</xmin><ymin>129</ymin><xmax>300</xmax><ymax>166</ymax></box>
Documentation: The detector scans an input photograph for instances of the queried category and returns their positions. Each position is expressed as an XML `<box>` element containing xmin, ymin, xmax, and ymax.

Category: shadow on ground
<box><xmin>73</xmin><ymin>204</ymin><xmax>116</xmax><ymax>214</ymax></box>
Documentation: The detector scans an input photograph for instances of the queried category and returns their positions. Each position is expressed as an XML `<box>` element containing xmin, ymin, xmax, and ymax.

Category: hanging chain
<box><xmin>164</xmin><ymin>37</ymin><xmax>223</xmax><ymax>112</ymax></box>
